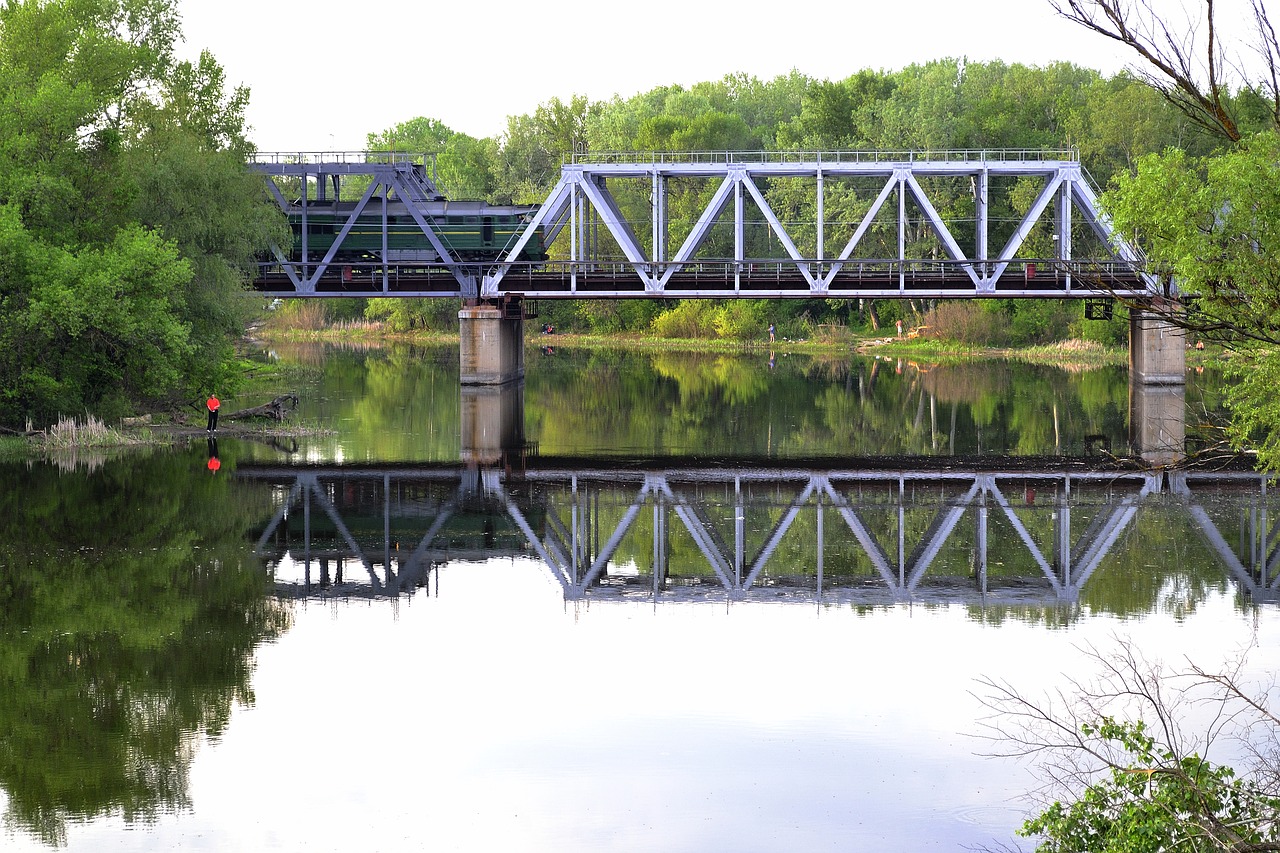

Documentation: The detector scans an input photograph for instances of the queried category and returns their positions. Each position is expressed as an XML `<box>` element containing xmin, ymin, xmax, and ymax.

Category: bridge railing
<box><xmin>570</xmin><ymin>148</ymin><xmax>1081</xmax><ymax>165</ymax></box>
<box><xmin>252</xmin><ymin>257</ymin><xmax>1152</xmax><ymax>298</ymax></box>
<box><xmin>251</xmin><ymin>150</ymin><xmax>436</xmax><ymax>167</ymax></box>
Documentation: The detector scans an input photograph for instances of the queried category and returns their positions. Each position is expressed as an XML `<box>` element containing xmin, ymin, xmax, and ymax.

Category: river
<box><xmin>0</xmin><ymin>342</ymin><xmax>1276</xmax><ymax>852</ymax></box>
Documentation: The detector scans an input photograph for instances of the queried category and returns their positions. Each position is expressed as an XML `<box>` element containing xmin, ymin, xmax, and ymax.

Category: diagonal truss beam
<box><xmin>253</xmin><ymin>158</ymin><xmax>473</xmax><ymax>294</ymax></box>
<box><xmin>482</xmin><ymin>157</ymin><xmax>1155</xmax><ymax>299</ymax></box>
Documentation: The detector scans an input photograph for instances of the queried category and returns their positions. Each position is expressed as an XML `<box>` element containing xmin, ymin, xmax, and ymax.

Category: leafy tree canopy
<box><xmin>0</xmin><ymin>0</ymin><xmax>284</xmax><ymax>426</ymax></box>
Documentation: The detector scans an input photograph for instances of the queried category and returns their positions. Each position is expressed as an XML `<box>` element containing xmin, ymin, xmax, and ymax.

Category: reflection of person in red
<box><xmin>206</xmin><ymin>395</ymin><xmax>220</xmax><ymax>432</ymax></box>
<box><xmin>207</xmin><ymin>438</ymin><xmax>220</xmax><ymax>473</ymax></box>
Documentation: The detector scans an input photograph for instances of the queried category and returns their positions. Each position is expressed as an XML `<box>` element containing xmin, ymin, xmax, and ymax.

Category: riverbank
<box><xmin>264</xmin><ymin>320</ymin><xmax>1152</xmax><ymax>368</ymax></box>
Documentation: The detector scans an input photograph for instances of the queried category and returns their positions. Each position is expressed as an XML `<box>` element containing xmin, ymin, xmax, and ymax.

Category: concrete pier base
<box><xmin>459</xmin><ymin>305</ymin><xmax>524</xmax><ymax>386</ymax></box>
<box><xmin>460</xmin><ymin>382</ymin><xmax>526</xmax><ymax>465</ymax></box>
<box><xmin>1130</xmin><ymin>383</ymin><xmax>1186</xmax><ymax>467</ymax></box>
<box><xmin>1130</xmin><ymin>308</ymin><xmax>1186</xmax><ymax>385</ymax></box>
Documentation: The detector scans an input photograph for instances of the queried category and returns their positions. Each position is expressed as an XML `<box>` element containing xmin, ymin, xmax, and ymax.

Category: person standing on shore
<box><xmin>206</xmin><ymin>395</ymin><xmax>220</xmax><ymax>433</ymax></box>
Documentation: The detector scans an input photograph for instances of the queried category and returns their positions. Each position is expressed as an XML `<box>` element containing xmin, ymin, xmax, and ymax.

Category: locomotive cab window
<box><xmin>482</xmin><ymin>217</ymin><xmax>494</xmax><ymax>245</ymax></box>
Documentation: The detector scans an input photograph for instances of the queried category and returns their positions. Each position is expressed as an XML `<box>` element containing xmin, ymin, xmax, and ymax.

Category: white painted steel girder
<box><xmin>484</xmin><ymin>157</ymin><xmax>1155</xmax><ymax>299</ymax></box>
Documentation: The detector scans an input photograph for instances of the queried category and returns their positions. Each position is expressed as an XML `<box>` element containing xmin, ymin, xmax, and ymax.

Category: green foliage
<box><xmin>0</xmin><ymin>0</ymin><xmax>284</xmax><ymax>426</ymax></box>
<box><xmin>1104</xmin><ymin>132</ymin><xmax>1280</xmax><ymax>466</ymax></box>
<box><xmin>365</xmin><ymin>297</ymin><xmax>459</xmax><ymax>332</ymax></box>
<box><xmin>0</xmin><ymin>453</ymin><xmax>288</xmax><ymax>843</ymax></box>
<box><xmin>571</xmin><ymin>299</ymin><xmax>661</xmax><ymax>335</ymax></box>
<box><xmin>651</xmin><ymin>299</ymin><xmax>719</xmax><ymax>339</ymax></box>
<box><xmin>366</xmin><ymin>117</ymin><xmax>501</xmax><ymax>200</ymax></box>
<box><xmin>1021</xmin><ymin>718</ymin><xmax>1280</xmax><ymax>852</ymax></box>
<box><xmin>649</xmin><ymin>299</ymin><xmax>770</xmax><ymax>341</ymax></box>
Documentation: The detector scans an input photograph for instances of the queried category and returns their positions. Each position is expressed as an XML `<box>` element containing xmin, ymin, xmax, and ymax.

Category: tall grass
<box><xmin>45</xmin><ymin>415</ymin><xmax>136</xmax><ymax>449</ymax></box>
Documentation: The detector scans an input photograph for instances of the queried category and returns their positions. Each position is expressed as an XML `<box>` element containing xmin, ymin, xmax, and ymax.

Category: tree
<box><xmin>978</xmin><ymin>639</ymin><xmax>1280</xmax><ymax>852</ymax></box>
<box><xmin>1051</xmin><ymin>2</ymin><xmax>1280</xmax><ymax>467</ymax></box>
<box><xmin>1048</xmin><ymin>0</ymin><xmax>1280</xmax><ymax>141</ymax></box>
<box><xmin>0</xmin><ymin>0</ymin><xmax>284</xmax><ymax>425</ymax></box>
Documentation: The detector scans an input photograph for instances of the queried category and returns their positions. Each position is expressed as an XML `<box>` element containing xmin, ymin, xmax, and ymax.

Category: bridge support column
<box><xmin>1130</xmin><ymin>307</ymin><xmax>1186</xmax><ymax>385</ymax></box>
<box><xmin>459</xmin><ymin>305</ymin><xmax>524</xmax><ymax>386</ymax></box>
<box><xmin>1128</xmin><ymin>307</ymin><xmax>1186</xmax><ymax>465</ymax></box>
<box><xmin>460</xmin><ymin>381</ymin><xmax>526</xmax><ymax>465</ymax></box>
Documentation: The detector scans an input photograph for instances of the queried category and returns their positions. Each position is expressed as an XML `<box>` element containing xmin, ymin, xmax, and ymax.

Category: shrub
<box><xmin>651</xmin><ymin>300</ymin><xmax>719</xmax><ymax>338</ymax></box>
<box><xmin>714</xmin><ymin>300</ymin><xmax>769</xmax><ymax>340</ymax></box>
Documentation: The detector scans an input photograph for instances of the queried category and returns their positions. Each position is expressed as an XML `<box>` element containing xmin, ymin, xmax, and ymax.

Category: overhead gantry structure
<box><xmin>252</xmin><ymin>150</ymin><xmax>1159</xmax><ymax>301</ymax></box>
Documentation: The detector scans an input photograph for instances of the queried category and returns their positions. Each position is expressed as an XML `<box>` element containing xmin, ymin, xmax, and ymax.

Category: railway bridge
<box><xmin>251</xmin><ymin>149</ymin><xmax>1184</xmax><ymax>386</ymax></box>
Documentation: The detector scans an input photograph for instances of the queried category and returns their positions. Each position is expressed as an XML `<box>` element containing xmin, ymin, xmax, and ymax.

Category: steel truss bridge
<box><xmin>240</xmin><ymin>463</ymin><xmax>1277</xmax><ymax>606</ymax></box>
<box><xmin>251</xmin><ymin>150</ymin><xmax>1157</xmax><ymax>301</ymax></box>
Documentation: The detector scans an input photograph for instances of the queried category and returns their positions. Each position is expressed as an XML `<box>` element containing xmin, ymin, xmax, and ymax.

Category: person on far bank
<box><xmin>768</xmin><ymin>323</ymin><xmax>776</xmax><ymax>343</ymax></box>
<box><xmin>206</xmin><ymin>395</ymin><xmax>220</xmax><ymax>433</ymax></box>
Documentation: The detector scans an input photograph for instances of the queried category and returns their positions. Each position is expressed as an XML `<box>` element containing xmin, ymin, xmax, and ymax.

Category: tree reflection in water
<box><xmin>0</xmin><ymin>452</ymin><xmax>288</xmax><ymax>844</ymax></box>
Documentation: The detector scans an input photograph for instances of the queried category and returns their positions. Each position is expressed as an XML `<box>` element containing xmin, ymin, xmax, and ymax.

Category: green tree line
<box><xmin>0</xmin><ymin>0</ymin><xmax>286</xmax><ymax>429</ymax></box>
<box><xmin>348</xmin><ymin>60</ymin><xmax>1248</xmax><ymax>345</ymax></box>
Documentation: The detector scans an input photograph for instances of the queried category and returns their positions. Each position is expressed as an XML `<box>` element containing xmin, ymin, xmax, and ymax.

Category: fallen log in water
<box><xmin>224</xmin><ymin>394</ymin><xmax>299</xmax><ymax>421</ymax></box>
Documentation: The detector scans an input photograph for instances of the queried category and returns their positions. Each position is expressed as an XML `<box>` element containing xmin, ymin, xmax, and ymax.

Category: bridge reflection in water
<box><xmin>240</xmin><ymin>462</ymin><xmax>1280</xmax><ymax>607</ymax></box>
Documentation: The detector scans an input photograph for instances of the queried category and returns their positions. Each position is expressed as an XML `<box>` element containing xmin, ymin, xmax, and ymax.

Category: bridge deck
<box><xmin>253</xmin><ymin>261</ymin><xmax>1149</xmax><ymax>299</ymax></box>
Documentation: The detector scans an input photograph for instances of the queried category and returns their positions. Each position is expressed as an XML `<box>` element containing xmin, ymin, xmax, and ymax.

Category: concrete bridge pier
<box><xmin>459</xmin><ymin>303</ymin><xmax>524</xmax><ymax>386</ymax></box>
<box><xmin>1129</xmin><ymin>307</ymin><xmax>1186</xmax><ymax>385</ymax></box>
<box><xmin>1129</xmin><ymin>307</ymin><xmax>1187</xmax><ymax>465</ymax></box>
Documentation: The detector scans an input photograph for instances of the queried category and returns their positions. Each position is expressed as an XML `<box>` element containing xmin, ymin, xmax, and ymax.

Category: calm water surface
<box><xmin>1</xmin><ymin>343</ymin><xmax>1275</xmax><ymax>852</ymax></box>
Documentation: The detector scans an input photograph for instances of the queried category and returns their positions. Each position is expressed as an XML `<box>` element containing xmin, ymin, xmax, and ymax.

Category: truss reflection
<box><xmin>240</xmin><ymin>463</ymin><xmax>1280</xmax><ymax>606</ymax></box>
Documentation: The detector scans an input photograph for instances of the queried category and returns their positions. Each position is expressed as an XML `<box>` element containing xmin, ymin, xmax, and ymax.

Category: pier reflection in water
<box><xmin>242</xmin><ymin>461</ymin><xmax>1280</xmax><ymax>610</ymax></box>
<box><xmin>0</xmin><ymin>346</ymin><xmax>1257</xmax><ymax>851</ymax></box>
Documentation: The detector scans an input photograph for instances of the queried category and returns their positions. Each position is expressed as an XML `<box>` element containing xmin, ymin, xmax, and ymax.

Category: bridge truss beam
<box><xmin>250</xmin><ymin>151</ymin><xmax>1158</xmax><ymax>301</ymax></box>
<box><xmin>252</xmin><ymin>153</ymin><xmax>478</xmax><ymax>298</ymax></box>
<box><xmin>485</xmin><ymin>153</ymin><xmax>1158</xmax><ymax>300</ymax></box>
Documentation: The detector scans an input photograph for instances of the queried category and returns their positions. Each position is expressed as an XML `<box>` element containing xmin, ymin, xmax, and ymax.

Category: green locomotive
<box><xmin>288</xmin><ymin>198</ymin><xmax>548</xmax><ymax>264</ymax></box>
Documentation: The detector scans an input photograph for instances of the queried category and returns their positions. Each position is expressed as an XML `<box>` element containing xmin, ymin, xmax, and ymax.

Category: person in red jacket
<box><xmin>206</xmin><ymin>395</ymin><xmax>220</xmax><ymax>432</ymax></box>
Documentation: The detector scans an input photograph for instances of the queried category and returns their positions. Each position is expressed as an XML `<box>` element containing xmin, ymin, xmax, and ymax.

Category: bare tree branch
<box><xmin>1250</xmin><ymin>0</ymin><xmax>1280</xmax><ymax>128</ymax></box>
<box><xmin>1048</xmin><ymin>0</ymin><xmax>1244</xmax><ymax>140</ymax></box>
<box><xmin>975</xmin><ymin>636</ymin><xmax>1280</xmax><ymax>850</ymax></box>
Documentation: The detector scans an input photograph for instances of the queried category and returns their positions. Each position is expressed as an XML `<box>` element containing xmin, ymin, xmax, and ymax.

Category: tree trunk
<box><xmin>225</xmin><ymin>394</ymin><xmax>300</xmax><ymax>421</ymax></box>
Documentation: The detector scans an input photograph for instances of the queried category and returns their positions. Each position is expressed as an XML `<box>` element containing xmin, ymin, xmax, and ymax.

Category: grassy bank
<box><xmin>259</xmin><ymin>319</ymin><xmax>1145</xmax><ymax>366</ymax></box>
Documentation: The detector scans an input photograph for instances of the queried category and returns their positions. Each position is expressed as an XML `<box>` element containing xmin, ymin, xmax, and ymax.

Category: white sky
<box><xmin>176</xmin><ymin>0</ymin><xmax>1148</xmax><ymax>152</ymax></box>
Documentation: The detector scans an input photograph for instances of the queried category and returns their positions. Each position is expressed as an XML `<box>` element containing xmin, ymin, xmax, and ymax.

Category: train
<box><xmin>287</xmin><ymin>198</ymin><xmax>549</xmax><ymax>264</ymax></box>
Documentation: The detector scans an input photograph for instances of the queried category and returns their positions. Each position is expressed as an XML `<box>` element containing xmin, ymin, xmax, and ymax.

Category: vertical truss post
<box><xmin>816</xmin><ymin>491</ymin><xmax>825</xmax><ymax>603</ymax></box>
<box><xmin>816</xmin><ymin>159</ymin><xmax>825</xmax><ymax>271</ymax></box>
<box><xmin>571</xmin><ymin>475</ymin><xmax>580</xmax><ymax>585</ymax></box>
<box><xmin>652</xmin><ymin>170</ymin><xmax>665</xmax><ymax>268</ymax></box>
<box><xmin>734</xmin><ymin>173</ymin><xmax>744</xmax><ymax>293</ymax></box>
<box><xmin>1058</xmin><ymin>177</ymin><xmax>1072</xmax><ymax>291</ymax></box>
<box><xmin>381</xmin><ymin>190</ymin><xmax>389</xmax><ymax>293</ymax></box>
<box><xmin>897</xmin><ymin>173</ymin><xmax>906</xmax><ymax>293</ymax></box>
<box><xmin>300</xmin><ymin>181</ymin><xmax>309</xmax><ymax>283</ymax></box>
<box><xmin>735</xmin><ymin>477</ymin><xmax>745</xmax><ymax>583</ymax></box>
<box><xmin>654</xmin><ymin>494</ymin><xmax>666</xmax><ymax>593</ymax></box>
<box><xmin>570</xmin><ymin>182</ymin><xmax>579</xmax><ymax>292</ymax></box>
<box><xmin>1056</xmin><ymin>478</ymin><xmax>1072</xmax><ymax>584</ymax></box>
<box><xmin>977</xmin><ymin>166</ymin><xmax>989</xmax><ymax>280</ymax></box>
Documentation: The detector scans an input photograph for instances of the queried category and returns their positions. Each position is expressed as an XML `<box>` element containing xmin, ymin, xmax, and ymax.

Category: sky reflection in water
<box><xmin>0</xmin><ymin>345</ymin><xmax>1271</xmax><ymax>852</ymax></box>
